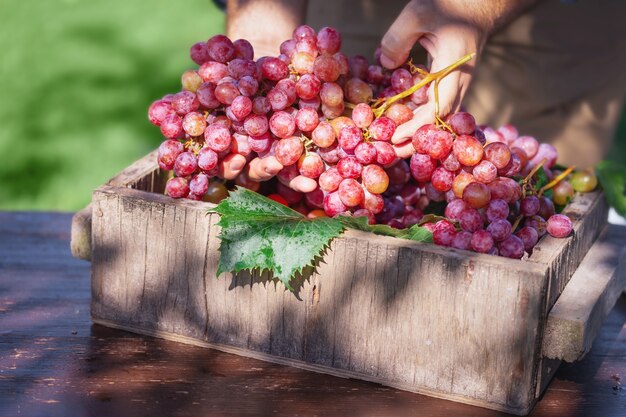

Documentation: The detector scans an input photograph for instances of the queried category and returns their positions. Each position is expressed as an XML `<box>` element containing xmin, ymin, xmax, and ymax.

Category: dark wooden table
<box><xmin>1</xmin><ymin>212</ymin><xmax>625</xmax><ymax>417</ymax></box>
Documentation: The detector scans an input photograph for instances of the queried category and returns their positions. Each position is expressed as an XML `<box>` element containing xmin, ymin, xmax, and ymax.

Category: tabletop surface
<box><xmin>1</xmin><ymin>211</ymin><xmax>625</xmax><ymax>417</ymax></box>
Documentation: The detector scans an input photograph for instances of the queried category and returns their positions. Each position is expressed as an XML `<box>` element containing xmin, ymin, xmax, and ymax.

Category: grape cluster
<box><xmin>148</xmin><ymin>26</ymin><xmax>589</xmax><ymax>259</ymax></box>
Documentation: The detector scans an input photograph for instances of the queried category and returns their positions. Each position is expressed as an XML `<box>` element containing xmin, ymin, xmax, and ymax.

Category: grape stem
<box><xmin>538</xmin><ymin>166</ymin><xmax>576</xmax><ymax>197</ymax></box>
<box><xmin>371</xmin><ymin>52</ymin><xmax>476</xmax><ymax>119</ymax></box>
<box><xmin>521</xmin><ymin>158</ymin><xmax>547</xmax><ymax>197</ymax></box>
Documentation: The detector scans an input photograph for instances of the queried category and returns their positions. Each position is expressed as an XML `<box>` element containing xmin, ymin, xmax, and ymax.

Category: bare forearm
<box><xmin>226</xmin><ymin>0</ymin><xmax>308</xmax><ymax>57</ymax></box>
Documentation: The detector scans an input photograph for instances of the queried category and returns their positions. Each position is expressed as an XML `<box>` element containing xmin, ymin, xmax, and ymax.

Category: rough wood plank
<box><xmin>542</xmin><ymin>225</ymin><xmax>626</xmax><ymax>362</ymax></box>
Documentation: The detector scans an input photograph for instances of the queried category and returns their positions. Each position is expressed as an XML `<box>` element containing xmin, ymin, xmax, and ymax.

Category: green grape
<box><xmin>570</xmin><ymin>170</ymin><xmax>598</xmax><ymax>192</ymax></box>
<box><xmin>553</xmin><ymin>180</ymin><xmax>574</xmax><ymax>206</ymax></box>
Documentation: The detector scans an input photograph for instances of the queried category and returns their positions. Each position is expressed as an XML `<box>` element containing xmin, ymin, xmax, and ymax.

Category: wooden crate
<box><xmin>72</xmin><ymin>151</ymin><xmax>622</xmax><ymax>415</ymax></box>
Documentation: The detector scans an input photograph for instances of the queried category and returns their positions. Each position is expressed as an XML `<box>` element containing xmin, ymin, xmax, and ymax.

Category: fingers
<box><xmin>219</xmin><ymin>153</ymin><xmax>247</xmax><ymax>180</ymax></box>
<box><xmin>289</xmin><ymin>176</ymin><xmax>318</xmax><ymax>193</ymax></box>
<box><xmin>393</xmin><ymin>140</ymin><xmax>416</xmax><ymax>159</ymax></box>
<box><xmin>248</xmin><ymin>156</ymin><xmax>283</xmax><ymax>181</ymax></box>
<box><xmin>380</xmin><ymin>2</ymin><xmax>422</xmax><ymax>69</ymax></box>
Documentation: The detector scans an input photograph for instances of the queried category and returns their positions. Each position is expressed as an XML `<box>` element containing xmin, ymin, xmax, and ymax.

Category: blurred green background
<box><xmin>0</xmin><ymin>1</ymin><xmax>624</xmax><ymax>212</ymax></box>
<box><xmin>0</xmin><ymin>0</ymin><xmax>225</xmax><ymax>211</ymax></box>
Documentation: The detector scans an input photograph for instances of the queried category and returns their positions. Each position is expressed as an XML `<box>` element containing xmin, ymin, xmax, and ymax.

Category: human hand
<box><xmin>380</xmin><ymin>0</ymin><xmax>488</xmax><ymax>158</ymax></box>
<box><xmin>220</xmin><ymin>154</ymin><xmax>318</xmax><ymax>192</ymax></box>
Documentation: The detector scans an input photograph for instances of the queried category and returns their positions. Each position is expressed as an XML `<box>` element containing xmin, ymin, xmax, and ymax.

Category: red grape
<box><xmin>547</xmin><ymin>214</ymin><xmax>573</xmax><ymax>238</ymax></box>
<box><xmin>275</xmin><ymin>137</ymin><xmax>304</xmax><ymax>166</ymax></box>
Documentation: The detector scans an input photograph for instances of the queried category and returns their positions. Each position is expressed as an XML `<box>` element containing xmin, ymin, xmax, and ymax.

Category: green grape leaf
<box><xmin>338</xmin><ymin>215</ymin><xmax>433</xmax><ymax>242</ymax></box>
<box><xmin>534</xmin><ymin>166</ymin><xmax>550</xmax><ymax>191</ymax></box>
<box><xmin>596</xmin><ymin>161</ymin><xmax>626</xmax><ymax>216</ymax></box>
<box><xmin>210</xmin><ymin>187</ymin><xmax>344</xmax><ymax>289</ymax></box>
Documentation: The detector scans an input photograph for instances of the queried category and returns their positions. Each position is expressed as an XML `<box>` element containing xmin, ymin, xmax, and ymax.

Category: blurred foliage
<box><xmin>0</xmin><ymin>0</ymin><xmax>225</xmax><ymax>211</ymax></box>
<box><xmin>0</xmin><ymin>1</ymin><xmax>623</xmax><ymax>211</ymax></box>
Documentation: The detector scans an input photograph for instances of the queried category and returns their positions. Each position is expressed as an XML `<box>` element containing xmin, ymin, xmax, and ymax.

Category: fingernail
<box><xmin>380</xmin><ymin>54</ymin><xmax>396</xmax><ymax>69</ymax></box>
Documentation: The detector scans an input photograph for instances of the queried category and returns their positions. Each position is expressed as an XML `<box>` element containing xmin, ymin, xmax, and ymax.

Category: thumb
<box><xmin>380</xmin><ymin>2</ymin><xmax>422</xmax><ymax>69</ymax></box>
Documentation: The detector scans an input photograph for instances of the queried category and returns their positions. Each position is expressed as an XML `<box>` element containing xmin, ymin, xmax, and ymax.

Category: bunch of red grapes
<box><xmin>148</xmin><ymin>25</ymin><xmax>589</xmax><ymax>259</ymax></box>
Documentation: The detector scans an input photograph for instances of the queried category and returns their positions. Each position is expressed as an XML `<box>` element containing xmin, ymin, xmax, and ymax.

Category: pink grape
<box><xmin>160</xmin><ymin>112</ymin><xmax>184</xmax><ymax>139</ymax></box>
<box><xmin>320</xmin><ymin>82</ymin><xmax>344</xmax><ymax>106</ymax></box>
<box><xmin>525</xmin><ymin>215</ymin><xmax>548</xmax><ymax>237</ymax></box>
<box><xmin>295</xmin><ymin>108</ymin><xmax>319</xmax><ymax>132</ymax></box>
<box><xmin>174</xmin><ymin>151</ymin><xmax>197</xmax><ymax>177</ymax></box>
<box><xmin>448</xmin><ymin>112</ymin><xmax>476</xmax><ymax>135</ymax></box>
<box><xmin>189</xmin><ymin>173</ymin><xmax>209</xmax><ymax>196</ymax></box>
<box><xmin>427</xmin><ymin>129</ymin><xmax>453</xmax><ymax>160</ymax></box>
<box><xmin>367</xmin><ymin>65</ymin><xmax>384</xmax><ymax>84</ymax></box>
<box><xmin>338</xmin><ymin>178</ymin><xmax>365</xmax><ymax>207</ymax></box>
<box><xmin>318</xmin><ymin>142</ymin><xmax>341</xmax><ymax>164</ymax></box>
<box><xmin>498</xmin><ymin>235</ymin><xmax>524</xmax><ymax>259</ymax></box>
<box><xmin>197</xmin><ymin>147</ymin><xmax>218</xmax><ymax>172</ymax></box>
<box><xmin>384</xmin><ymin>103</ymin><xmax>413</xmax><ymax>125</ymax></box>
<box><xmin>260</xmin><ymin>57</ymin><xmax>289</xmax><ymax>81</ymax></box>
<box><xmin>369</xmin><ymin>117</ymin><xmax>396</xmax><ymax>142</ymax></box>
<box><xmin>190</xmin><ymin>42</ymin><xmax>210</xmax><ymax>65</ymax></box>
<box><xmin>324</xmin><ymin>192</ymin><xmax>348</xmax><ymax>217</ymax></box>
<box><xmin>410</xmin><ymin>153</ymin><xmax>437</xmax><ymax>182</ymax></box>
<box><xmin>471</xmin><ymin>230</ymin><xmax>494</xmax><ymax>253</ymax></box>
<box><xmin>316</xmin><ymin>27</ymin><xmax>341</xmax><ymax>54</ymax></box>
<box><xmin>462</xmin><ymin>182</ymin><xmax>491</xmax><ymax>209</ymax></box>
<box><xmin>390</xmin><ymin>68</ymin><xmax>412</xmax><ymax>91</ymax></box>
<box><xmin>431</xmin><ymin>166</ymin><xmax>455</xmax><ymax>192</ymax></box>
<box><xmin>361</xmin><ymin>164</ymin><xmax>389</xmax><ymax>194</ymax></box>
<box><xmin>313</xmin><ymin>54</ymin><xmax>340</xmax><ymax>82</ymax></box>
<box><xmin>292</xmin><ymin>52</ymin><xmax>315</xmax><ymax>74</ymax></box>
<box><xmin>149</xmin><ymin>100</ymin><xmax>174</xmax><ymax>126</ymax></box>
<box><xmin>412</xmin><ymin>124</ymin><xmax>437</xmax><ymax>154</ymax></box>
<box><xmin>181</xmin><ymin>70</ymin><xmax>203</xmax><ymax>92</ymax></box>
<box><xmin>452</xmin><ymin>231</ymin><xmax>473</xmax><ymax>250</ymax></box>
<box><xmin>520</xmin><ymin>196</ymin><xmax>540</xmax><ymax>216</ymax></box>
<box><xmin>345</xmin><ymin>78</ymin><xmax>373</xmax><ymax>104</ymax></box>
<box><xmin>385</xmin><ymin>160</ymin><xmax>410</xmax><ymax>185</ymax></box>
<box><xmin>280</xmin><ymin>39</ymin><xmax>296</xmax><ymax>57</ymax></box>
<box><xmin>485</xmin><ymin>199</ymin><xmax>509</xmax><ymax>222</ymax></box>
<box><xmin>275</xmin><ymin>137</ymin><xmax>304</xmax><ymax>166</ymax></box>
<box><xmin>516</xmin><ymin>226</ymin><xmax>539</xmax><ymax>252</ymax></box>
<box><xmin>453</xmin><ymin>134</ymin><xmax>483</xmax><ymax>166</ymax></box>
<box><xmin>352</xmin><ymin>103</ymin><xmax>374</xmax><ymax>128</ymax></box>
<box><xmin>206</xmin><ymin>35</ymin><xmax>236</xmax><ymax>63</ymax></box>
<box><xmin>229</xmin><ymin>96</ymin><xmax>252</xmax><ymax>120</ymax></box>
<box><xmin>338</xmin><ymin>126</ymin><xmax>364</xmax><ymax>151</ymax></box>
<box><xmin>433</xmin><ymin>220</ymin><xmax>457</xmax><ymax>247</ymax></box>
<box><xmin>529</xmin><ymin>143</ymin><xmax>558</xmax><ymax>169</ymax></box>
<box><xmin>166</xmin><ymin>177</ymin><xmax>190</xmax><ymax>198</ymax></box>
<box><xmin>487</xmin><ymin>219</ymin><xmax>512</xmax><ymax>241</ymax></box>
<box><xmin>171</xmin><ymin>91</ymin><xmax>199</xmax><ymax>115</ymax></box>
<box><xmin>233</xmin><ymin>39</ymin><xmax>254</xmax><ymax>60</ymax></box>
<box><xmin>293</xmin><ymin>24</ymin><xmax>317</xmax><ymax>42</ymax></box>
<box><xmin>472</xmin><ymin>160</ymin><xmax>497</xmax><ymax>184</ymax></box>
<box><xmin>498</xmin><ymin>124</ymin><xmax>519</xmax><ymax>143</ymax></box>
<box><xmin>459</xmin><ymin>208</ymin><xmax>483</xmax><ymax>232</ymax></box>
<box><xmin>484</xmin><ymin>142</ymin><xmax>512</xmax><ymax>169</ymax></box>
<box><xmin>204</xmin><ymin>124</ymin><xmax>232</xmax><ymax>152</ymax></box>
<box><xmin>538</xmin><ymin>196</ymin><xmax>556</xmax><ymax>219</ymax></box>
<box><xmin>244</xmin><ymin>114</ymin><xmax>269</xmax><ymax>136</ymax></box>
<box><xmin>214</xmin><ymin>83</ymin><xmax>239</xmax><ymax>105</ymax></box>
<box><xmin>337</xmin><ymin>156</ymin><xmax>363</xmax><ymax>179</ymax></box>
<box><xmin>373</xmin><ymin>141</ymin><xmax>396</xmax><ymax>166</ymax></box>
<box><xmin>354</xmin><ymin>142</ymin><xmax>377</xmax><ymax>164</ymax></box>
<box><xmin>228</xmin><ymin>58</ymin><xmax>257</xmax><ymax>79</ymax></box>
<box><xmin>196</xmin><ymin>83</ymin><xmax>220</xmax><ymax>109</ymax></box>
<box><xmin>511</xmin><ymin>136</ymin><xmax>539</xmax><ymax>159</ymax></box>
<box><xmin>198</xmin><ymin>62</ymin><xmax>228</xmax><ymax>83</ymax></box>
<box><xmin>182</xmin><ymin>112</ymin><xmax>207</xmax><ymax>136</ymax></box>
<box><xmin>305</xmin><ymin>188</ymin><xmax>325</xmax><ymax>209</ymax></box>
<box><xmin>443</xmin><ymin>199</ymin><xmax>467</xmax><ymax>221</ymax></box>
<box><xmin>296</xmin><ymin>74</ymin><xmax>322</xmax><ymax>100</ymax></box>
<box><xmin>298</xmin><ymin>153</ymin><xmax>324</xmax><ymax>178</ymax></box>
<box><xmin>319</xmin><ymin>167</ymin><xmax>343</xmax><ymax>192</ymax></box>
<box><xmin>547</xmin><ymin>214</ymin><xmax>573</xmax><ymax>238</ymax></box>
<box><xmin>269</xmin><ymin>111</ymin><xmax>296</xmax><ymax>138</ymax></box>
<box><xmin>158</xmin><ymin>139</ymin><xmax>184</xmax><ymax>170</ymax></box>
<box><xmin>248</xmin><ymin>132</ymin><xmax>272</xmax><ymax>153</ymax></box>
<box><xmin>312</xmin><ymin>121</ymin><xmax>336</xmax><ymax>148</ymax></box>
<box><xmin>267</xmin><ymin>88</ymin><xmax>289</xmax><ymax>111</ymax></box>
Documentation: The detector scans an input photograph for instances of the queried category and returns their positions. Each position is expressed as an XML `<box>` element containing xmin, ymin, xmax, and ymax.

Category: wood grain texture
<box><xmin>90</xmin><ymin>184</ymin><xmax>549</xmax><ymax>414</ymax></box>
<box><xmin>3</xmin><ymin>212</ymin><xmax>626</xmax><ymax>417</ymax></box>
<box><xmin>82</xmin><ymin>153</ymin><xmax>610</xmax><ymax>415</ymax></box>
<box><xmin>542</xmin><ymin>225</ymin><xmax>626</xmax><ymax>362</ymax></box>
